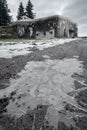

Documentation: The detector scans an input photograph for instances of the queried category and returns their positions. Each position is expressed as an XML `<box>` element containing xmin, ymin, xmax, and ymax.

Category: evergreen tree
<box><xmin>26</xmin><ymin>0</ymin><xmax>34</xmax><ymax>19</ymax></box>
<box><xmin>17</xmin><ymin>2</ymin><xmax>24</xmax><ymax>20</ymax></box>
<box><xmin>0</xmin><ymin>0</ymin><xmax>11</xmax><ymax>26</ymax></box>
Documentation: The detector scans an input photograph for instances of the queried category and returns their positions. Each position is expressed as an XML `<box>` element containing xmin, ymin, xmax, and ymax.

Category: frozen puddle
<box><xmin>0</xmin><ymin>58</ymin><xmax>83</xmax><ymax>118</ymax></box>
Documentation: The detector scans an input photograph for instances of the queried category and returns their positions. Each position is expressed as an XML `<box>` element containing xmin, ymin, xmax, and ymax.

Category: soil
<box><xmin>0</xmin><ymin>38</ymin><xmax>87</xmax><ymax>130</ymax></box>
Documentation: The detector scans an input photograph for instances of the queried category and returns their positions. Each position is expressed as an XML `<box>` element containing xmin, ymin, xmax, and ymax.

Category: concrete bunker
<box><xmin>13</xmin><ymin>15</ymin><xmax>78</xmax><ymax>39</ymax></box>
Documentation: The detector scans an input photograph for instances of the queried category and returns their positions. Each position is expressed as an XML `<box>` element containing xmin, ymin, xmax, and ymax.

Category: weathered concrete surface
<box><xmin>0</xmin><ymin>38</ymin><xmax>87</xmax><ymax>130</ymax></box>
<box><xmin>15</xmin><ymin>15</ymin><xmax>77</xmax><ymax>39</ymax></box>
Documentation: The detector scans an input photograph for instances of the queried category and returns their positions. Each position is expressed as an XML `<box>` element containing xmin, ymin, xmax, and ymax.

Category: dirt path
<box><xmin>0</xmin><ymin>38</ymin><xmax>87</xmax><ymax>130</ymax></box>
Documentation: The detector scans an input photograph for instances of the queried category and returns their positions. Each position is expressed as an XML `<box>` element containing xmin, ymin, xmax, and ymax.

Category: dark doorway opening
<box><xmin>69</xmin><ymin>30</ymin><xmax>75</xmax><ymax>38</ymax></box>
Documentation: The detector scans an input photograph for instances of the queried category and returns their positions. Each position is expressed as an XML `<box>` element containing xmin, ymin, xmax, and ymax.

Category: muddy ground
<box><xmin>0</xmin><ymin>38</ymin><xmax>87</xmax><ymax>130</ymax></box>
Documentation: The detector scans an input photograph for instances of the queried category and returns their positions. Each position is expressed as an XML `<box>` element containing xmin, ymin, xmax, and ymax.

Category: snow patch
<box><xmin>0</xmin><ymin>38</ymin><xmax>79</xmax><ymax>58</ymax></box>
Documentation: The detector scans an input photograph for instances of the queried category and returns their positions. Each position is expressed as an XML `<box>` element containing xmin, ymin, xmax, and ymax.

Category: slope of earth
<box><xmin>0</xmin><ymin>38</ymin><xmax>87</xmax><ymax>130</ymax></box>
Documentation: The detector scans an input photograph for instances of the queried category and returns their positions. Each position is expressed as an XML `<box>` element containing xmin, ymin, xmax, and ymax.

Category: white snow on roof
<box><xmin>16</xmin><ymin>15</ymin><xmax>33</xmax><ymax>23</ymax></box>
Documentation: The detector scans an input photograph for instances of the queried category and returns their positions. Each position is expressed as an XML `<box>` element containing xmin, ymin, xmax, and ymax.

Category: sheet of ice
<box><xmin>0</xmin><ymin>38</ymin><xmax>79</xmax><ymax>58</ymax></box>
<box><xmin>0</xmin><ymin>58</ymin><xmax>83</xmax><ymax>117</ymax></box>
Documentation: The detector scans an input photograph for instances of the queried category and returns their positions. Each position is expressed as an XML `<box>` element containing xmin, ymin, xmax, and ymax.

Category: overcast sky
<box><xmin>7</xmin><ymin>0</ymin><xmax>87</xmax><ymax>36</ymax></box>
